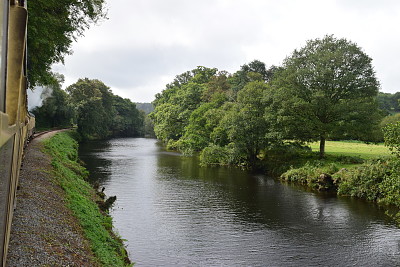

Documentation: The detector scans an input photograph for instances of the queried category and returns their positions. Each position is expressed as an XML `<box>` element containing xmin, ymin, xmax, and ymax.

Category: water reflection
<box><xmin>79</xmin><ymin>138</ymin><xmax>400</xmax><ymax>266</ymax></box>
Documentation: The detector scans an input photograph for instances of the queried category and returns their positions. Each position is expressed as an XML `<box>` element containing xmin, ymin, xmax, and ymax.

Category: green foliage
<box><xmin>28</xmin><ymin>0</ymin><xmax>107</xmax><ymax>87</ymax></box>
<box><xmin>31</xmin><ymin>78</ymin><xmax>75</xmax><ymax>129</ymax></box>
<box><xmin>66</xmin><ymin>78</ymin><xmax>143</xmax><ymax>140</ymax></box>
<box><xmin>113</xmin><ymin>95</ymin><xmax>144</xmax><ymax>137</ymax></box>
<box><xmin>381</xmin><ymin>113</ymin><xmax>400</xmax><ymax>128</ymax></box>
<box><xmin>281</xmin><ymin>161</ymin><xmax>339</xmax><ymax>189</ymax></box>
<box><xmin>336</xmin><ymin>158</ymin><xmax>391</xmax><ymax>201</ymax></box>
<box><xmin>221</xmin><ymin>81</ymin><xmax>271</xmax><ymax>164</ymax></box>
<box><xmin>151</xmin><ymin>103</ymin><xmax>185</xmax><ymax>142</ymax></box>
<box><xmin>334</xmin><ymin>155</ymin><xmax>364</xmax><ymax>164</ymax></box>
<box><xmin>43</xmin><ymin>131</ymin><xmax>131</xmax><ymax>266</ymax></box>
<box><xmin>177</xmin><ymin>100</ymin><xmax>225</xmax><ymax>154</ymax></box>
<box><xmin>151</xmin><ymin>36</ymin><xmax>383</xmax><ymax>167</ymax></box>
<box><xmin>151</xmin><ymin>67</ymin><xmax>218</xmax><ymax>143</ymax></box>
<box><xmin>228</xmin><ymin>60</ymin><xmax>277</xmax><ymax>95</ymax></box>
<box><xmin>144</xmin><ymin>115</ymin><xmax>156</xmax><ymax>138</ymax></box>
<box><xmin>267</xmin><ymin>35</ymin><xmax>381</xmax><ymax>157</ymax></box>
<box><xmin>67</xmin><ymin>78</ymin><xmax>112</xmax><ymax>139</ymax></box>
<box><xmin>199</xmin><ymin>143</ymin><xmax>247</xmax><ymax>167</ymax></box>
<box><xmin>378</xmin><ymin>160</ymin><xmax>400</xmax><ymax>207</ymax></box>
<box><xmin>151</xmin><ymin>62</ymin><xmax>280</xmax><ymax>168</ymax></box>
<box><xmin>377</xmin><ymin>92</ymin><xmax>400</xmax><ymax>115</ymax></box>
<box><xmin>199</xmin><ymin>144</ymin><xmax>231</xmax><ymax>166</ymax></box>
<box><xmin>135</xmin><ymin>102</ymin><xmax>154</xmax><ymax>115</ymax></box>
<box><xmin>383</xmin><ymin>122</ymin><xmax>400</xmax><ymax>156</ymax></box>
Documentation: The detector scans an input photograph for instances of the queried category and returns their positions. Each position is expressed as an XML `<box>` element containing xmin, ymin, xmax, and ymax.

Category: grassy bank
<box><xmin>42</xmin><ymin>131</ymin><xmax>131</xmax><ymax>266</ymax></box>
<box><xmin>308</xmin><ymin>140</ymin><xmax>391</xmax><ymax>159</ymax></box>
<box><xmin>281</xmin><ymin>140</ymin><xmax>400</xmax><ymax>226</ymax></box>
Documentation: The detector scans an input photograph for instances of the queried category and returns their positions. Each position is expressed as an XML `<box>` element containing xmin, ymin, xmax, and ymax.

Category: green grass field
<box><xmin>308</xmin><ymin>141</ymin><xmax>391</xmax><ymax>159</ymax></box>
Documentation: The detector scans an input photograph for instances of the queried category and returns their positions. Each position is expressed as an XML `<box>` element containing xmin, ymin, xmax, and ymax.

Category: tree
<box><xmin>267</xmin><ymin>35</ymin><xmax>380</xmax><ymax>158</ymax></box>
<box><xmin>27</xmin><ymin>0</ymin><xmax>107</xmax><ymax>87</ymax></box>
<box><xmin>377</xmin><ymin>92</ymin><xmax>400</xmax><ymax>115</ymax></box>
<box><xmin>31</xmin><ymin>79</ymin><xmax>74</xmax><ymax>129</ymax></box>
<box><xmin>112</xmin><ymin>95</ymin><xmax>144</xmax><ymax>137</ymax></box>
<box><xmin>222</xmin><ymin>81</ymin><xmax>270</xmax><ymax>164</ymax></box>
<box><xmin>66</xmin><ymin>78</ymin><xmax>114</xmax><ymax>139</ymax></box>
<box><xmin>228</xmin><ymin>60</ymin><xmax>268</xmax><ymax>94</ymax></box>
<box><xmin>151</xmin><ymin>67</ymin><xmax>218</xmax><ymax>145</ymax></box>
<box><xmin>177</xmin><ymin>94</ymin><xmax>227</xmax><ymax>154</ymax></box>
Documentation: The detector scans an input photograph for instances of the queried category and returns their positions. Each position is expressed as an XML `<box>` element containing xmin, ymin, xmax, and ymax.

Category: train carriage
<box><xmin>0</xmin><ymin>1</ymin><xmax>32</xmax><ymax>266</ymax></box>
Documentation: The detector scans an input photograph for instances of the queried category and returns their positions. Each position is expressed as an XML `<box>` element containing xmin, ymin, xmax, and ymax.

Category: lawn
<box><xmin>308</xmin><ymin>141</ymin><xmax>391</xmax><ymax>159</ymax></box>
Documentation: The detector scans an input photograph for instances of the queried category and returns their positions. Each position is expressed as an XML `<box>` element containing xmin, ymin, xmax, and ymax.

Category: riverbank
<box><xmin>279</xmin><ymin>141</ymin><xmax>400</xmax><ymax>226</ymax></box>
<box><xmin>7</xmin><ymin>131</ymin><xmax>131</xmax><ymax>266</ymax></box>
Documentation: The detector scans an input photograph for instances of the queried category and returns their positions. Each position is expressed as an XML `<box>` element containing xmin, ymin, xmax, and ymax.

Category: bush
<box><xmin>335</xmin><ymin>155</ymin><xmax>364</xmax><ymax>164</ymax></box>
<box><xmin>199</xmin><ymin>143</ymin><xmax>247</xmax><ymax>167</ymax></box>
<box><xmin>281</xmin><ymin>161</ymin><xmax>339</xmax><ymax>190</ymax></box>
<box><xmin>337</xmin><ymin>158</ymin><xmax>394</xmax><ymax>202</ymax></box>
<box><xmin>384</xmin><ymin>121</ymin><xmax>400</xmax><ymax>156</ymax></box>
<box><xmin>378</xmin><ymin>160</ymin><xmax>400</xmax><ymax>207</ymax></box>
<box><xmin>200</xmin><ymin>144</ymin><xmax>230</xmax><ymax>166</ymax></box>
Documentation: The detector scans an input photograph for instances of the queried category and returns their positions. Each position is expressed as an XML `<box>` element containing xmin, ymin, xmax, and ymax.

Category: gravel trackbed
<box><xmin>6</xmin><ymin>132</ymin><xmax>99</xmax><ymax>267</ymax></box>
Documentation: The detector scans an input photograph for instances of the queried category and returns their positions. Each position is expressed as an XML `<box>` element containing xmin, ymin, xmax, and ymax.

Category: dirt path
<box><xmin>6</xmin><ymin>132</ymin><xmax>99</xmax><ymax>266</ymax></box>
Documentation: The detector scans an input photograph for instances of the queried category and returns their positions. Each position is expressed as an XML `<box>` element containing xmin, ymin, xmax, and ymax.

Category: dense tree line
<box><xmin>32</xmin><ymin>78</ymin><xmax>144</xmax><ymax>140</ymax></box>
<box><xmin>377</xmin><ymin>92</ymin><xmax>400</xmax><ymax>114</ymax></box>
<box><xmin>150</xmin><ymin>35</ymin><xmax>382</xmax><ymax>167</ymax></box>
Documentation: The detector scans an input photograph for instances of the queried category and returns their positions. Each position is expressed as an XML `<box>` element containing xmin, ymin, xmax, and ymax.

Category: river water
<box><xmin>79</xmin><ymin>138</ymin><xmax>400</xmax><ymax>266</ymax></box>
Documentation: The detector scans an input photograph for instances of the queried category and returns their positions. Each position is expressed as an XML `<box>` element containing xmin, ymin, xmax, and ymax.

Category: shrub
<box><xmin>335</xmin><ymin>155</ymin><xmax>364</xmax><ymax>164</ymax></box>
<box><xmin>378</xmin><ymin>160</ymin><xmax>400</xmax><ymax>207</ymax></box>
<box><xmin>199</xmin><ymin>143</ymin><xmax>247</xmax><ymax>167</ymax></box>
<box><xmin>337</xmin><ymin>158</ymin><xmax>394</xmax><ymax>202</ymax></box>
<box><xmin>281</xmin><ymin>161</ymin><xmax>339</xmax><ymax>190</ymax></box>
<box><xmin>200</xmin><ymin>144</ymin><xmax>230</xmax><ymax>166</ymax></box>
<box><xmin>384</xmin><ymin>121</ymin><xmax>400</xmax><ymax>156</ymax></box>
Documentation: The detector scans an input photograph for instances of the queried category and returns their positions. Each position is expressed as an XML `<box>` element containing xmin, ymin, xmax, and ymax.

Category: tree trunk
<box><xmin>319</xmin><ymin>136</ymin><xmax>326</xmax><ymax>159</ymax></box>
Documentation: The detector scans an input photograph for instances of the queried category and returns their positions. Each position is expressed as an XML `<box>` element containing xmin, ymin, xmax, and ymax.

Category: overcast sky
<box><xmin>52</xmin><ymin>0</ymin><xmax>400</xmax><ymax>103</ymax></box>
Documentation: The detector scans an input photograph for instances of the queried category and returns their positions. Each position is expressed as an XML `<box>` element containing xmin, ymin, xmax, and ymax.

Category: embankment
<box><xmin>281</xmin><ymin>157</ymin><xmax>400</xmax><ymax>226</ymax></box>
<box><xmin>7</xmin><ymin>130</ymin><xmax>131</xmax><ymax>266</ymax></box>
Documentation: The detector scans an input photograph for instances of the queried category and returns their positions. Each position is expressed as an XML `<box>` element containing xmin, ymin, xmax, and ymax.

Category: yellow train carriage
<box><xmin>0</xmin><ymin>1</ymin><xmax>31</xmax><ymax>266</ymax></box>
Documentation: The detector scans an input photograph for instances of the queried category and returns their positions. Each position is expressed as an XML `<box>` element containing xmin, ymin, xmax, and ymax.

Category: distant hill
<box><xmin>135</xmin><ymin>103</ymin><xmax>154</xmax><ymax>114</ymax></box>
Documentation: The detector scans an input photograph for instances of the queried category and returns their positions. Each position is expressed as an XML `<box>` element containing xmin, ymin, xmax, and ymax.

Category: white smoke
<box><xmin>27</xmin><ymin>86</ymin><xmax>53</xmax><ymax>111</ymax></box>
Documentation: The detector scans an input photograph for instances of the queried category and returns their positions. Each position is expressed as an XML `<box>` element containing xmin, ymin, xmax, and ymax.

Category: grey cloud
<box><xmin>57</xmin><ymin>0</ymin><xmax>400</xmax><ymax>102</ymax></box>
<box><xmin>65</xmin><ymin>41</ymin><xmax>246</xmax><ymax>91</ymax></box>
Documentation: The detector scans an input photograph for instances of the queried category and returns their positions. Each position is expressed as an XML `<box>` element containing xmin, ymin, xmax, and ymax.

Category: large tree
<box><xmin>151</xmin><ymin>66</ymin><xmax>217</xmax><ymax>144</ymax></box>
<box><xmin>27</xmin><ymin>0</ymin><xmax>107</xmax><ymax>87</ymax></box>
<box><xmin>112</xmin><ymin>95</ymin><xmax>144</xmax><ymax>137</ymax></box>
<box><xmin>66</xmin><ymin>78</ymin><xmax>113</xmax><ymax>139</ymax></box>
<box><xmin>223</xmin><ymin>81</ymin><xmax>270</xmax><ymax>164</ymax></box>
<box><xmin>266</xmin><ymin>35</ymin><xmax>380</xmax><ymax>158</ymax></box>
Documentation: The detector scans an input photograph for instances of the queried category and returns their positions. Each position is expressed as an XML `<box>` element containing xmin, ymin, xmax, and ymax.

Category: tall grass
<box><xmin>43</xmin><ymin>131</ymin><xmax>131</xmax><ymax>266</ymax></box>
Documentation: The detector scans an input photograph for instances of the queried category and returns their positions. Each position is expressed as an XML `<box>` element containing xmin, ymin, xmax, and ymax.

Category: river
<box><xmin>79</xmin><ymin>138</ymin><xmax>400</xmax><ymax>266</ymax></box>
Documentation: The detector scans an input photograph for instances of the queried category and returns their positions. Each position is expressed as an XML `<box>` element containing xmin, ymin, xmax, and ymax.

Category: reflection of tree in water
<box><xmin>156</xmin><ymin>148</ymin><xmax>398</xmax><ymax>243</ymax></box>
<box><xmin>80</xmin><ymin>138</ymin><xmax>400</xmax><ymax>265</ymax></box>
<box><xmin>78</xmin><ymin>140</ymin><xmax>113</xmax><ymax>185</ymax></box>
